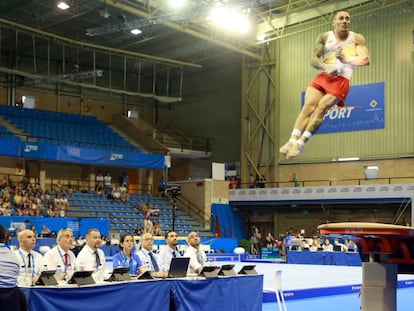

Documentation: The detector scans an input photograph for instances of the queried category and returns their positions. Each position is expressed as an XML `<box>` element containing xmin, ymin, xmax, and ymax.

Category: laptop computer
<box><xmin>35</xmin><ymin>270</ymin><xmax>58</xmax><ymax>286</ymax></box>
<box><xmin>167</xmin><ymin>257</ymin><xmax>190</xmax><ymax>278</ymax></box>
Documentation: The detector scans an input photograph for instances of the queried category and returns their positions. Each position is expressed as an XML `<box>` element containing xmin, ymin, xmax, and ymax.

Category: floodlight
<box><xmin>57</xmin><ymin>2</ymin><xmax>70</xmax><ymax>10</ymax></box>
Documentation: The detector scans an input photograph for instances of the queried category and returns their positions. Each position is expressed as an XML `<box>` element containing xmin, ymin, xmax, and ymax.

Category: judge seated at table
<box><xmin>333</xmin><ymin>238</ymin><xmax>347</xmax><ymax>252</ymax></box>
<box><xmin>183</xmin><ymin>232</ymin><xmax>207</xmax><ymax>274</ymax></box>
<box><xmin>309</xmin><ymin>238</ymin><xmax>321</xmax><ymax>251</ymax></box>
<box><xmin>321</xmin><ymin>238</ymin><xmax>333</xmax><ymax>252</ymax></box>
<box><xmin>112</xmin><ymin>233</ymin><xmax>145</xmax><ymax>275</ymax></box>
<box><xmin>76</xmin><ymin>229</ymin><xmax>106</xmax><ymax>282</ymax></box>
<box><xmin>299</xmin><ymin>239</ymin><xmax>310</xmax><ymax>251</ymax></box>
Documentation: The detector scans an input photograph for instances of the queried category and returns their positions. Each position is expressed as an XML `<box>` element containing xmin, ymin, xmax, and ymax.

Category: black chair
<box><xmin>0</xmin><ymin>287</ymin><xmax>27</xmax><ymax>311</ymax></box>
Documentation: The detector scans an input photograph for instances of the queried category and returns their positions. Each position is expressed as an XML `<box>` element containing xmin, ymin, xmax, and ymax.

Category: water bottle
<box><xmin>56</xmin><ymin>265</ymin><xmax>64</xmax><ymax>281</ymax></box>
<box><xmin>18</xmin><ymin>265</ymin><xmax>32</xmax><ymax>287</ymax></box>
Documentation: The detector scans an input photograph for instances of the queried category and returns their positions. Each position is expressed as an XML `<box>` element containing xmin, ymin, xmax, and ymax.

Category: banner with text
<box><xmin>302</xmin><ymin>82</ymin><xmax>385</xmax><ymax>134</ymax></box>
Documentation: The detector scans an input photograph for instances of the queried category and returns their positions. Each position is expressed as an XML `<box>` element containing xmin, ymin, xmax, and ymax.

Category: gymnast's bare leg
<box><xmin>281</xmin><ymin>90</ymin><xmax>339</xmax><ymax>159</ymax></box>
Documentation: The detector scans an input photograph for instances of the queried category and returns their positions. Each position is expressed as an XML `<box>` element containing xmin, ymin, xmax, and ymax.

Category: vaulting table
<box><xmin>318</xmin><ymin>222</ymin><xmax>414</xmax><ymax>311</ymax></box>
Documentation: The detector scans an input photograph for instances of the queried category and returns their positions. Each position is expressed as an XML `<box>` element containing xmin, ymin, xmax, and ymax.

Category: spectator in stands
<box><xmin>347</xmin><ymin>239</ymin><xmax>359</xmax><ymax>252</ymax></box>
<box><xmin>137</xmin><ymin>232</ymin><xmax>165</xmax><ymax>276</ymax></box>
<box><xmin>333</xmin><ymin>238</ymin><xmax>347</xmax><ymax>252</ymax></box>
<box><xmin>143</xmin><ymin>203</ymin><xmax>159</xmax><ymax>234</ymax></box>
<box><xmin>76</xmin><ymin>228</ymin><xmax>106</xmax><ymax>273</ymax></box>
<box><xmin>100</xmin><ymin>235</ymin><xmax>109</xmax><ymax>246</ymax></box>
<box><xmin>119</xmin><ymin>183</ymin><xmax>129</xmax><ymax>202</ymax></box>
<box><xmin>184</xmin><ymin>231</ymin><xmax>206</xmax><ymax>274</ymax></box>
<box><xmin>134</xmin><ymin>225</ymin><xmax>143</xmax><ymax>236</ymax></box>
<box><xmin>229</xmin><ymin>177</ymin><xmax>237</xmax><ymax>189</ymax></box>
<box><xmin>54</xmin><ymin>180</ymin><xmax>64</xmax><ymax>194</ymax></box>
<box><xmin>158</xmin><ymin>177</ymin><xmax>166</xmax><ymax>197</ymax></box>
<box><xmin>13</xmin><ymin>229</ymin><xmax>44</xmax><ymax>284</ymax></box>
<box><xmin>75</xmin><ymin>235</ymin><xmax>85</xmax><ymax>247</ymax></box>
<box><xmin>43</xmin><ymin>228</ymin><xmax>77</xmax><ymax>280</ymax></box>
<box><xmin>248</xmin><ymin>174</ymin><xmax>256</xmax><ymax>188</ymax></box>
<box><xmin>121</xmin><ymin>172</ymin><xmax>129</xmax><ymax>190</ymax></box>
<box><xmin>292</xmin><ymin>173</ymin><xmax>300</xmax><ymax>187</ymax></box>
<box><xmin>0</xmin><ymin>224</ymin><xmax>20</xmax><ymax>287</ymax></box>
<box><xmin>20</xmin><ymin>177</ymin><xmax>29</xmax><ymax>190</ymax></box>
<box><xmin>60</xmin><ymin>194</ymin><xmax>70</xmax><ymax>217</ymax></box>
<box><xmin>96</xmin><ymin>172</ymin><xmax>104</xmax><ymax>195</ymax></box>
<box><xmin>322</xmin><ymin>238</ymin><xmax>333</xmax><ymax>252</ymax></box>
<box><xmin>235</xmin><ymin>174</ymin><xmax>241</xmax><ymax>189</ymax></box>
<box><xmin>258</xmin><ymin>175</ymin><xmax>266</xmax><ymax>188</ymax></box>
<box><xmin>40</xmin><ymin>225</ymin><xmax>52</xmax><ymax>237</ymax></box>
<box><xmin>1</xmin><ymin>175</ymin><xmax>8</xmax><ymax>189</ymax></box>
<box><xmin>265</xmin><ymin>232</ymin><xmax>275</xmax><ymax>248</ymax></box>
<box><xmin>112</xmin><ymin>234</ymin><xmax>145</xmax><ymax>275</ymax></box>
<box><xmin>21</xmin><ymin>193</ymin><xmax>31</xmax><ymax>216</ymax></box>
<box><xmin>29</xmin><ymin>225</ymin><xmax>38</xmax><ymax>237</ymax></box>
<box><xmin>153</xmin><ymin>221</ymin><xmax>163</xmax><ymax>236</ymax></box>
<box><xmin>250</xmin><ymin>226</ymin><xmax>261</xmax><ymax>254</ymax></box>
<box><xmin>300</xmin><ymin>239</ymin><xmax>310</xmax><ymax>251</ymax></box>
<box><xmin>310</xmin><ymin>238</ymin><xmax>321</xmax><ymax>251</ymax></box>
<box><xmin>111</xmin><ymin>186</ymin><xmax>121</xmax><ymax>201</ymax></box>
<box><xmin>282</xmin><ymin>229</ymin><xmax>293</xmax><ymax>254</ymax></box>
<box><xmin>158</xmin><ymin>230</ymin><xmax>181</xmax><ymax>271</ymax></box>
<box><xmin>45</xmin><ymin>203</ymin><xmax>56</xmax><ymax>217</ymax></box>
<box><xmin>66</xmin><ymin>181</ymin><xmax>74</xmax><ymax>195</ymax></box>
<box><xmin>110</xmin><ymin>234</ymin><xmax>120</xmax><ymax>246</ymax></box>
<box><xmin>13</xmin><ymin>191</ymin><xmax>23</xmax><ymax>212</ymax></box>
<box><xmin>0</xmin><ymin>197</ymin><xmax>11</xmax><ymax>216</ymax></box>
<box><xmin>104</xmin><ymin>172</ymin><xmax>112</xmax><ymax>194</ymax></box>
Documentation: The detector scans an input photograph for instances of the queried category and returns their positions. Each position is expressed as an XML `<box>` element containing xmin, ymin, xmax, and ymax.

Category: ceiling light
<box><xmin>130</xmin><ymin>29</ymin><xmax>142</xmax><ymax>35</ymax></box>
<box><xmin>256</xmin><ymin>33</ymin><xmax>266</xmax><ymax>41</ymax></box>
<box><xmin>208</xmin><ymin>8</ymin><xmax>251</xmax><ymax>34</ymax></box>
<box><xmin>168</xmin><ymin>0</ymin><xmax>186</xmax><ymax>8</ymax></box>
<box><xmin>337</xmin><ymin>157</ymin><xmax>360</xmax><ymax>162</ymax></box>
<box><xmin>57</xmin><ymin>1</ymin><xmax>70</xmax><ymax>10</ymax></box>
<box><xmin>99</xmin><ymin>8</ymin><xmax>111</xmax><ymax>18</ymax></box>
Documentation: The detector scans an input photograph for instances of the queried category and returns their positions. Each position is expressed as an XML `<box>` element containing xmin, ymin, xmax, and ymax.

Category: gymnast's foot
<box><xmin>279</xmin><ymin>139</ymin><xmax>294</xmax><ymax>156</ymax></box>
<box><xmin>286</xmin><ymin>141</ymin><xmax>303</xmax><ymax>159</ymax></box>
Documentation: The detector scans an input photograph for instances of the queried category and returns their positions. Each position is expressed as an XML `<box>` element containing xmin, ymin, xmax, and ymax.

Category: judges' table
<box><xmin>287</xmin><ymin>251</ymin><xmax>361</xmax><ymax>266</ymax></box>
<box><xmin>23</xmin><ymin>275</ymin><xmax>263</xmax><ymax>311</ymax></box>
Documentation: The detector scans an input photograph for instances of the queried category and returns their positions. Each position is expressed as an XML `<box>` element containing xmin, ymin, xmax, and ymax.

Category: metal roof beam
<box><xmin>256</xmin><ymin>0</ymin><xmax>372</xmax><ymax>34</ymax></box>
<box><xmin>103</xmin><ymin>0</ymin><xmax>263</xmax><ymax>61</ymax></box>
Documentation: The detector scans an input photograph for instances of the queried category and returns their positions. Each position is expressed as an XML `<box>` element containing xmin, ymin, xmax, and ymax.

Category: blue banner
<box><xmin>302</xmin><ymin>82</ymin><xmax>385</xmax><ymax>134</ymax></box>
<box><xmin>0</xmin><ymin>139</ymin><xmax>165</xmax><ymax>169</ymax></box>
<box><xmin>20</xmin><ymin>141</ymin><xmax>48</xmax><ymax>159</ymax></box>
<box><xmin>0</xmin><ymin>138</ymin><xmax>20</xmax><ymax>156</ymax></box>
<box><xmin>46</xmin><ymin>145</ymin><xmax>165</xmax><ymax>169</ymax></box>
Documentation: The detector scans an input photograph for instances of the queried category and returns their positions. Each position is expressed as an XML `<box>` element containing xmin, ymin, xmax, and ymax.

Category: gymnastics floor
<box><xmin>217</xmin><ymin>260</ymin><xmax>414</xmax><ymax>310</ymax></box>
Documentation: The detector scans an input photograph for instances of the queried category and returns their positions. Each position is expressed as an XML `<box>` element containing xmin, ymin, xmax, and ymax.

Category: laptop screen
<box><xmin>168</xmin><ymin>257</ymin><xmax>190</xmax><ymax>278</ymax></box>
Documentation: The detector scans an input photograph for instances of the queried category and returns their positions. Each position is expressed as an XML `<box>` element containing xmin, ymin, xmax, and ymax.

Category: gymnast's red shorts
<box><xmin>309</xmin><ymin>72</ymin><xmax>350</xmax><ymax>106</ymax></box>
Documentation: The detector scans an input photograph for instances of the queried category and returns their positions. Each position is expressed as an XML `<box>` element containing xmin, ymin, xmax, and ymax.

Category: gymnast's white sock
<box><xmin>291</xmin><ymin>128</ymin><xmax>302</xmax><ymax>138</ymax></box>
<box><xmin>302</xmin><ymin>131</ymin><xmax>312</xmax><ymax>141</ymax></box>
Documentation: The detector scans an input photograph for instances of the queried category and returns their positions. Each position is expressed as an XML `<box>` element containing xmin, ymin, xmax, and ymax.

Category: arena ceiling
<box><xmin>0</xmin><ymin>0</ymin><xmax>412</xmax><ymax>98</ymax></box>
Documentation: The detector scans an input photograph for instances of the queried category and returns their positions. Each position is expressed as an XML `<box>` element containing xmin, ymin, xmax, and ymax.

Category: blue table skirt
<box><xmin>287</xmin><ymin>251</ymin><xmax>362</xmax><ymax>266</ymax></box>
<box><xmin>23</xmin><ymin>275</ymin><xmax>263</xmax><ymax>311</ymax></box>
